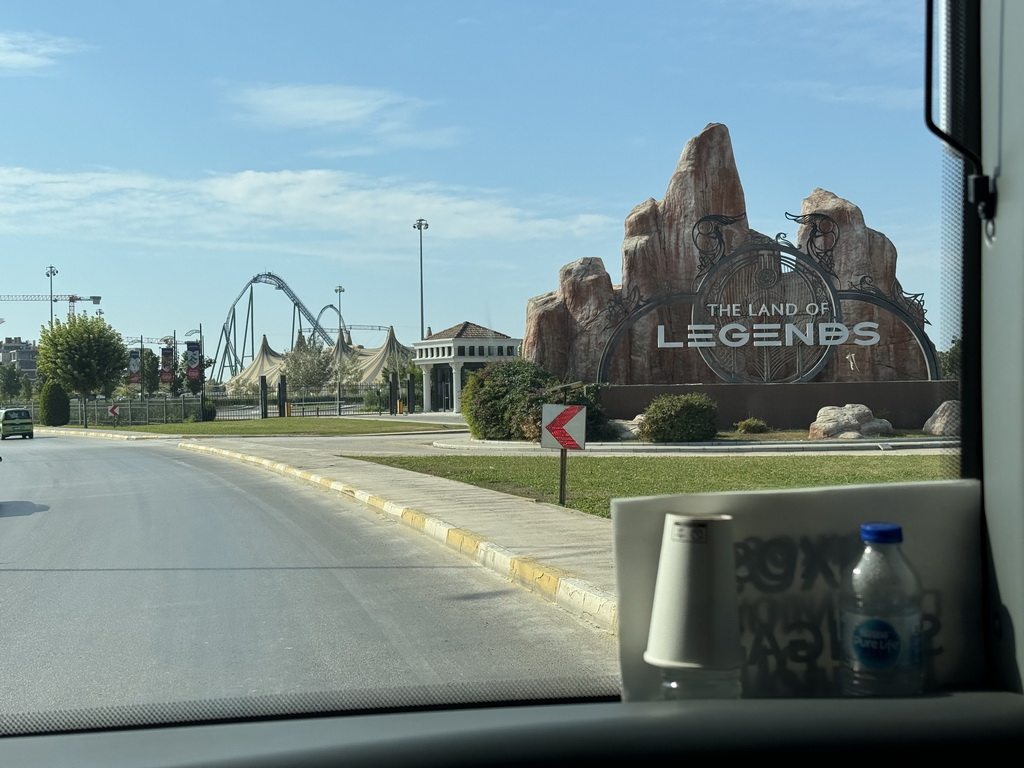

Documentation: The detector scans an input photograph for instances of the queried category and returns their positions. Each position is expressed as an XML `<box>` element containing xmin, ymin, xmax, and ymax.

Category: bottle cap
<box><xmin>860</xmin><ymin>522</ymin><xmax>903</xmax><ymax>543</ymax></box>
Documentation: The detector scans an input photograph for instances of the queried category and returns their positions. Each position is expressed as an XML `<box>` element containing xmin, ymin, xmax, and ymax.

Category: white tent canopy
<box><xmin>226</xmin><ymin>327</ymin><xmax>412</xmax><ymax>389</ymax></box>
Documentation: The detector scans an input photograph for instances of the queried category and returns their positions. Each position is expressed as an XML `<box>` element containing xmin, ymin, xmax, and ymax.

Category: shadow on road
<box><xmin>0</xmin><ymin>501</ymin><xmax>49</xmax><ymax>517</ymax></box>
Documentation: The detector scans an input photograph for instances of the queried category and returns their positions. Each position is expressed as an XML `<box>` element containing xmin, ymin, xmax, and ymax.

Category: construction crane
<box><xmin>0</xmin><ymin>294</ymin><xmax>102</xmax><ymax>314</ymax></box>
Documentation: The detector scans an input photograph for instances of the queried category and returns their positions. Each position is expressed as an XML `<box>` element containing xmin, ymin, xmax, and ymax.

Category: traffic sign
<box><xmin>109</xmin><ymin>405</ymin><xmax>120</xmax><ymax>417</ymax></box>
<box><xmin>542</xmin><ymin>404</ymin><xmax>586</xmax><ymax>450</ymax></box>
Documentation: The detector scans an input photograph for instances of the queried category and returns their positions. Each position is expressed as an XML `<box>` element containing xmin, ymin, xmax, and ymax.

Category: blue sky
<box><xmin>0</xmin><ymin>1</ymin><xmax>949</xmax><ymax>373</ymax></box>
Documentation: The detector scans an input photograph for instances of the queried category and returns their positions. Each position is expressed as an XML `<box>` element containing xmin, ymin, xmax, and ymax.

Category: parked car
<box><xmin>0</xmin><ymin>408</ymin><xmax>34</xmax><ymax>440</ymax></box>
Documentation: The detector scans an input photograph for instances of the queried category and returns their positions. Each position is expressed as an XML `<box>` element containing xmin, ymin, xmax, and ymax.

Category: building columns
<box><xmin>451</xmin><ymin>362</ymin><xmax>464</xmax><ymax>413</ymax></box>
<box><xmin>422</xmin><ymin>364</ymin><xmax>433</xmax><ymax>413</ymax></box>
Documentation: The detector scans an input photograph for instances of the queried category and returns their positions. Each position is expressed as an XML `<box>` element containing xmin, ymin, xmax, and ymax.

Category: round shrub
<box><xmin>39</xmin><ymin>380</ymin><xmax>71</xmax><ymax>426</ymax></box>
<box><xmin>362</xmin><ymin>388</ymin><xmax>386</xmax><ymax>411</ymax></box>
<box><xmin>563</xmin><ymin>385</ymin><xmax>618</xmax><ymax>442</ymax></box>
<box><xmin>462</xmin><ymin>359</ymin><xmax>556</xmax><ymax>440</ymax></box>
<box><xmin>201</xmin><ymin>399</ymin><xmax>217</xmax><ymax>422</ymax></box>
<box><xmin>734</xmin><ymin>417</ymin><xmax>770</xmax><ymax>434</ymax></box>
<box><xmin>638</xmin><ymin>393</ymin><xmax>718</xmax><ymax>442</ymax></box>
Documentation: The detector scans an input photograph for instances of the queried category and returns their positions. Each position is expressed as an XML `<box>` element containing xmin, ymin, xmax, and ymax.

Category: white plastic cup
<box><xmin>643</xmin><ymin>513</ymin><xmax>742</xmax><ymax>697</ymax></box>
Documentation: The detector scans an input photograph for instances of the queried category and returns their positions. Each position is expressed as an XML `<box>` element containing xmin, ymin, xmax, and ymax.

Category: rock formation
<box><xmin>923</xmin><ymin>400</ymin><xmax>960</xmax><ymax>436</ymax></box>
<box><xmin>808</xmin><ymin>404</ymin><xmax>895</xmax><ymax>440</ymax></box>
<box><xmin>796</xmin><ymin>189</ymin><xmax>929</xmax><ymax>382</ymax></box>
<box><xmin>522</xmin><ymin>123</ymin><xmax>933</xmax><ymax>384</ymax></box>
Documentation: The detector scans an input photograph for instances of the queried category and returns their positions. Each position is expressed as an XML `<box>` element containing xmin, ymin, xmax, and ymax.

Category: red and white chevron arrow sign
<box><xmin>541</xmin><ymin>404</ymin><xmax>587</xmax><ymax>450</ymax></box>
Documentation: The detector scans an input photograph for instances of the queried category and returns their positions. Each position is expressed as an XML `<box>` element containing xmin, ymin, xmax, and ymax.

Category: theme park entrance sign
<box><xmin>596</xmin><ymin>212</ymin><xmax>939</xmax><ymax>384</ymax></box>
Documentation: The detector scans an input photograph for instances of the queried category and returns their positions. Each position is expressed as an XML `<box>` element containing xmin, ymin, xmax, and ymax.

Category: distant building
<box><xmin>1</xmin><ymin>337</ymin><xmax>39</xmax><ymax>381</ymax></box>
<box><xmin>412</xmin><ymin>322</ymin><xmax>522</xmax><ymax>413</ymax></box>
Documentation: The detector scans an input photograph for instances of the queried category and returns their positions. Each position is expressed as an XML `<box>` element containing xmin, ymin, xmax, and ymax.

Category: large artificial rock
<box><xmin>522</xmin><ymin>257</ymin><xmax>620</xmax><ymax>383</ymax></box>
<box><xmin>923</xmin><ymin>400</ymin><xmax>960</xmax><ymax>436</ymax></box>
<box><xmin>523</xmin><ymin>123</ymin><xmax>934</xmax><ymax>385</ymax></box>
<box><xmin>809</xmin><ymin>404</ymin><xmax>894</xmax><ymax>440</ymax></box>
<box><xmin>523</xmin><ymin>123</ymin><xmax>749</xmax><ymax>383</ymax></box>
<box><xmin>797</xmin><ymin>189</ymin><xmax>931</xmax><ymax>382</ymax></box>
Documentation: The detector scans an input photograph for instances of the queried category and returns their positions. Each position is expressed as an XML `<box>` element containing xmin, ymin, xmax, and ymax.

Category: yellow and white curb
<box><xmin>38</xmin><ymin>428</ymin><xmax>161</xmax><ymax>440</ymax></box>
<box><xmin>177</xmin><ymin>442</ymin><xmax>618</xmax><ymax>634</ymax></box>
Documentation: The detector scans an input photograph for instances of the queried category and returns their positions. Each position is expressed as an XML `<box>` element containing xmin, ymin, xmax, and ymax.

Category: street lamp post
<box><xmin>45</xmin><ymin>265</ymin><xmax>58</xmax><ymax>327</ymax></box>
<box><xmin>334</xmin><ymin>285</ymin><xmax>344</xmax><ymax>416</ymax></box>
<box><xmin>334</xmin><ymin>285</ymin><xmax>345</xmax><ymax>331</ymax></box>
<box><xmin>413</xmin><ymin>219</ymin><xmax>428</xmax><ymax>340</ymax></box>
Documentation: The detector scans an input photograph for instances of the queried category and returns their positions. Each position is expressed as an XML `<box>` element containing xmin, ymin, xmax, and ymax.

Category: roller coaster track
<box><xmin>212</xmin><ymin>272</ymin><xmax>387</xmax><ymax>381</ymax></box>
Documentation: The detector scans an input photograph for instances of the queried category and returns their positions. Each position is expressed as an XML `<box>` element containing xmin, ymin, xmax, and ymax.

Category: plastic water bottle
<box><xmin>838</xmin><ymin>522</ymin><xmax>923</xmax><ymax>697</ymax></box>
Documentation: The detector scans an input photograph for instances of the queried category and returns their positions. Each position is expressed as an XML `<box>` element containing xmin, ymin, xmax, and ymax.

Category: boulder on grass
<box><xmin>923</xmin><ymin>400</ymin><xmax>960</xmax><ymax>436</ymax></box>
<box><xmin>809</xmin><ymin>404</ymin><xmax>894</xmax><ymax>439</ymax></box>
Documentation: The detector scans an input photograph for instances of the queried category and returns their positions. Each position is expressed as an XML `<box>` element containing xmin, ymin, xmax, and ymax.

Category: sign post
<box><xmin>541</xmin><ymin>404</ymin><xmax>587</xmax><ymax>506</ymax></box>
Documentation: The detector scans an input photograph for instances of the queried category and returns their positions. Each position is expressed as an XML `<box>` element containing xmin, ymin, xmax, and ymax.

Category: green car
<box><xmin>0</xmin><ymin>408</ymin><xmax>34</xmax><ymax>439</ymax></box>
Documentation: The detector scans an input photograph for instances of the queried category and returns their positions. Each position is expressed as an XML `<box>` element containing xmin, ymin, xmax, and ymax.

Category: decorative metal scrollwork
<box><xmin>847</xmin><ymin>275</ymin><xmax>929</xmax><ymax>327</ymax></box>
<box><xmin>692</xmin><ymin>213</ymin><xmax>746</xmax><ymax>273</ymax></box>
<box><xmin>785</xmin><ymin>211</ymin><xmax>840</xmax><ymax>276</ymax></box>
<box><xmin>591</xmin><ymin>280</ymin><xmax>680</xmax><ymax>334</ymax></box>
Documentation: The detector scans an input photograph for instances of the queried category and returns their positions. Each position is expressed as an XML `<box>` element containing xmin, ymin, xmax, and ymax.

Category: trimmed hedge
<box><xmin>734</xmin><ymin>417</ymin><xmax>770</xmax><ymax>434</ymax></box>
<box><xmin>638</xmin><ymin>393</ymin><xmax>718</xmax><ymax>442</ymax></box>
<box><xmin>39</xmin><ymin>380</ymin><xmax>71</xmax><ymax>426</ymax></box>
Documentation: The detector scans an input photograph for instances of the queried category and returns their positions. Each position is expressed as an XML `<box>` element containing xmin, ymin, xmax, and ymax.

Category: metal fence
<box><xmin>6</xmin><ymin>375</ymin><xmax>425</xmax><ymax>426</ymax></box>
<box><xmin>8</xmin><ymin>382</ymin><xmax>415</xmax><ymax>426</ymax></box>
<box><xmin>6</xmin><ymin>397</ymin><xmax>208</xmax><ymax>427</ymax></box>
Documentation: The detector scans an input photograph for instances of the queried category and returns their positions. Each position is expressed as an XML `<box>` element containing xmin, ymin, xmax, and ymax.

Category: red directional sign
<box><xmin>541</xmin><ymin>404</ymin><xmax>587</xmax><ymax>450</ymax></box>
<box><xmin>108</xmin><ymin>405</ymin><xmax>120</xmax><ymax>417</ymax></box>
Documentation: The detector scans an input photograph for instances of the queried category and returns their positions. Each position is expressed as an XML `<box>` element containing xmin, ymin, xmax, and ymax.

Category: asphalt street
<box><xmin>0</xmin><ymin>436</ymin><xmax>619</xmax><ymax>719</ymax></box>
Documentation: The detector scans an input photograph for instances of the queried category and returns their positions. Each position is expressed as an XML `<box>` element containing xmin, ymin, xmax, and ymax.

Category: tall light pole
<box><xmin>334</xmin><ymin>285</ymin><xmax>345</xmax><ymax>416</ymax></box>
<box><xmin>413</xmin><ymin>218</ymin><xmax>428</xmax><ymax>339</ymax></box>
<box><xmin>334</xmin><ymin>285</ymin><xmax>345</xmax><ymax>332</ymax></box>
<box><xmin>45</xmin><ymin>265</ymin><xmax>58</xmax><ymax>327</ymax></box>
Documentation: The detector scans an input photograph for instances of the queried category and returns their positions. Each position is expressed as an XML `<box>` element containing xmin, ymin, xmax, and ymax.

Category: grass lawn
<box><xmin>351</xmin><ymin>454</ymin><xmax>955</xmax><ymax>518</ymax></box>
<box><xmin>54</xmin><ymin>417</ymin><xmax>458</xmax><ymax>437</ymax></box>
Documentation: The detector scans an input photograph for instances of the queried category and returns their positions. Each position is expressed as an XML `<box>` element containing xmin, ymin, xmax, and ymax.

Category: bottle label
<box><xmin>841</xmin><ymin>612</ymin><xmax>921</xmax><ymax>671</ymax></box>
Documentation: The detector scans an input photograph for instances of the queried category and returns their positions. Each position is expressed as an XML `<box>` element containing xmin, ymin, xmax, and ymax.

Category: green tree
<box><xmin>0</xmin><ymin>362</ymin><xmax>22</xmax><ymax>403</ymax></box>
<box><xmin>20</xmin><ymin>373</ymin><xmax>35</xmax><ymax>401</ymax></box>
<box><xmin>461</xmin><ymin>359</ymin><xmax>557</xmax><ymax>440</ymax></box>
<box><xmin>134</xmin><ymin>348</ymin><xmax>160</xmax><ymax>396</ymax></box>
<box><xmin>939</xmin><ymin>337</ymin><xmax>962</xmax><ymax>381</ymax></box>
<box><xmin>336</xmin><ymin>351</ymin><xmax>363</xmax><ymax>387</ymax></box>
<box><xmin>37</xmin><ymin>314</ymin><xmax>128</xmax><ymax>427</ymax></box>
<box><xmin>172</xmin><ymin>350</ymin><xmax>213</xmax><ymax>396</ymax></box>
<box><xmin>281</xmin><ymin>337</ymin><xmax>335</xmax><ymax>392</ymax></box>
<box><xmin>39</xmin><ymin>379</ymin><xmax>71</xmax><ymax>426</ymax></box>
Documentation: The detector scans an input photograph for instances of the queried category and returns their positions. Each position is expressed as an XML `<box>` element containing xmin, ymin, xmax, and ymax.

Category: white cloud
<box><xmin>230</xmin><ymin>84</ymin><xmax>412</xmax><ymax>129</ymax></box>
<box><xmin>0</xmin><ymin>31</ymin><xmax>83</xmax><ymax>71</ymax></box>
<box><xmin>227</xmin><ymin>83</ymin><xmax>461</xmax><ymax>152</ymax></box>
<box><xmin>0</xmin><ymin>165</ymin><xmax>616</xmax><ymax>248</ymax></box>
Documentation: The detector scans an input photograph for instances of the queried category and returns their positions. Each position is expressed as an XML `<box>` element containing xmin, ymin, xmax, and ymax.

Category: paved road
<box><xmin>0</xmin><ymin>436</ymin><xmax>619</xmax><ymax>721</ymax></box>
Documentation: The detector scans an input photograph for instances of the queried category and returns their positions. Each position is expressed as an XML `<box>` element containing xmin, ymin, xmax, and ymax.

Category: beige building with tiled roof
<box><xmin>412</xmin><ymin>322</ymin><xmax>522</xmax><ymax>413</ymax></box>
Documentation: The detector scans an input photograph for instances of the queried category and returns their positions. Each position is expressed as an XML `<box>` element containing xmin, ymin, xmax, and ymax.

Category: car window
<box><xmin>0</xmin><ymin>0</ymin><xmax>968</xmax><ymax>738</ymax></box>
